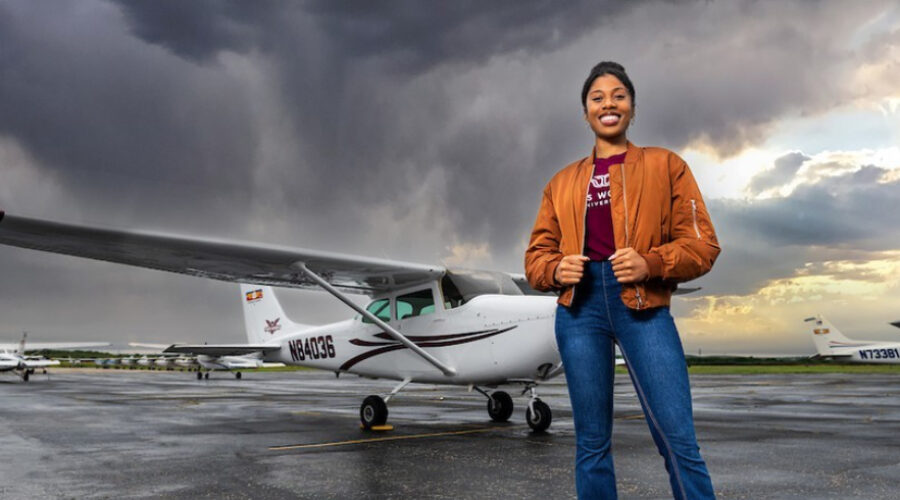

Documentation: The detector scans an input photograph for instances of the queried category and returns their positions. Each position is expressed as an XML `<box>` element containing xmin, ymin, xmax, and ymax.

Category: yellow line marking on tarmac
<box><xmin>269</xmin><ymin>426</ymin><xmax>503</xmax><ymax>451</ymax></box>
<box><xmin>620</xmin><ymin>414</ymin><xmax>645</xmax><ymax>420</ymax></box>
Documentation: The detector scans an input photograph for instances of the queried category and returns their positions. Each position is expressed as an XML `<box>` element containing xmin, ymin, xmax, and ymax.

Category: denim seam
<box><xmin>600</xmin><ymin>263</ymin><xmax>616</xmax><ymax>332</ymax></box>
<box><xmin>617</xmin><ymin>339</ymin><xmax>689</xmax><ymax>500</ymax></box>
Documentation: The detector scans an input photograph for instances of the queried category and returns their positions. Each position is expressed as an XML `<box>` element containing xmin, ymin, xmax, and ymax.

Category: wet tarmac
<box><xmin>1</xmin><ymin>369</ymin><xmax>898</xmax><ymax>499</ymax></box>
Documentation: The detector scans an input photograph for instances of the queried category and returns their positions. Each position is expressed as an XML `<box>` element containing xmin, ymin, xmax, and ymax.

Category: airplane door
<box><xmin>395</xmin><ymin>287</ymin><xmax>443</xmax><ymax>336</ymax></box>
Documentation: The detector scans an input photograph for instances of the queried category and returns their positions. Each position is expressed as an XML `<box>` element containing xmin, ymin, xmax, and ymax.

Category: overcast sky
<box><xmin>1</xmin><ymin>0</ymin><xmax>898</xmax><ymax>354</ymax></box>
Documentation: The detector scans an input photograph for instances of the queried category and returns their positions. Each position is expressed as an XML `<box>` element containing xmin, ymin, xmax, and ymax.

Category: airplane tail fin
<box><xmin>804</xmin><ymin>315</ymin><xmax>855</xmax><ymax>356</ymax></box>
<box><xmin>240</xmin><ymin>285</ymin><xmax>310</xmax><ymax>344</ymax></box>
<box><xmin>17</xmin><ymin>332</ymin><xmax>26</xmax><ymax>356</ymax></box>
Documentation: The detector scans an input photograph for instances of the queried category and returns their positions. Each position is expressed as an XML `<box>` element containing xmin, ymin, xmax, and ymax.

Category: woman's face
<box><xmin>583</xmin><ymin>74</ymin><xmax>633</xmax><ymax>141</ymax></box>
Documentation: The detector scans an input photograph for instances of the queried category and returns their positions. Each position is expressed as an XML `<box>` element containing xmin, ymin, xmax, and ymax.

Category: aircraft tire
<box><xmin>360</xmin><ymin>395</ymin><xmax>388</xmax><ymax>429</ymax></box>
<box><xmin>525</xmin><ymin>399</ymin><xmax>552</xmax><ymax>433</ymax></box>
<box><xmin>204</xmin><ymin>373</ymin><xmax>209</xmax><ymax>380</ymax></box>
<box><xmin>197</xmin><ymin>371</ymin><xmax>203</xmax><ymax>380</ymax></box>
<box><xmin>23</xmin><ymin>372</ymin><xmax>29</xmax><ymax>382</ymax></box>
<box><xmin>487</xmin><ymin>391</ymin><xmax>514</xmax><ymax>422</ymax></box>
<box><xmin>235</xmin><ymin>372</ymin><xmax>242</xmax><ymax>380</ymax></box>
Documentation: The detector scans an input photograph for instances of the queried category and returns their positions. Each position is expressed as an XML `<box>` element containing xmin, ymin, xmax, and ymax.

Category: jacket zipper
<box><xmin>621</xmin><ymin>164</ymin><xmax>644</xmax><ymax>309</ymax></box>
<box><xmin>572</xmin><ymin>160</ymin><xmax>592</xmax><ymax>304</ymax></box>
<box><xmin>690</xmin><ymin>199</ymin><xmax>702</xmax><ymax>239</ymax></box>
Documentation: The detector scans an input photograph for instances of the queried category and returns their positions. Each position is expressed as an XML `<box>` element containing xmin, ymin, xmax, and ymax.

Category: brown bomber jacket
<box><xmin>524</xmin><ymin>141</ymin><xmax>721</xmax><ymax>309</ymax></box>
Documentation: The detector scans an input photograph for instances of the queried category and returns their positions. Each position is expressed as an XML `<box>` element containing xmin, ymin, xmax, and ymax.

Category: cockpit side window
<box><xmin>440</xmin><ymin>275</ymin><xmax>465</xmax><ymax>309</ymax></box>
<box><xmin>396</xmin><ymin>288</ymin><xmax>435</xmax><ymax>320</ymax></box>
<box><xmin>362</xmin><ymin>298</ymin><xmax>391</xmax><ymax>324</ymax></box>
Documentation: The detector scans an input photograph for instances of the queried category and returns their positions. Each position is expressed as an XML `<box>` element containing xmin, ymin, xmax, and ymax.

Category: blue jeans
<box><xmin>555</xmin><ymin>260</ymin><xmax>715</xmax><ymax>500</ymax></box>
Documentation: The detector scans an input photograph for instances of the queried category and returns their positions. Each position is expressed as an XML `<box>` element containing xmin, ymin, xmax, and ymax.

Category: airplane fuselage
<box><xmin>263</xmin><ymin>294</ymin><xmax>560</xmax><ymax>385</ymax></box>
<box><xmin>829</xmin><ymin>343</ymin><xmax>900</xmax><ymax>364</ymax></box>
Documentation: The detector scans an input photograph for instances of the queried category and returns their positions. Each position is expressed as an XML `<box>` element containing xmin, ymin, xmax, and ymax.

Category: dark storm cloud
<box><xmin>115</xmin><ymin>0</ymin><xmax>622</xmax><ymax>71</ymax></box>
<box><xmin>0</xmin><ymin>1</ymin><xmax>260</xmax><ymax>234</ymax></box>
<box><xmin>747</xmin><ymin>152</ymin><xmax>810</xmax><ymax>195</ymax></box>
<box><xmin>105</xmin><ymin>0</ymin><xmax>899</xmax><ymax>255</ymax></box>
<box><xmin>1</xmin><ymin>0</ymin><xmax>898</xmax><ymax>342</ymax></box>
<box><xmin>699</xmin><ymin>166</ymin><xmax>900</xmax><ymax>296</ymax></box>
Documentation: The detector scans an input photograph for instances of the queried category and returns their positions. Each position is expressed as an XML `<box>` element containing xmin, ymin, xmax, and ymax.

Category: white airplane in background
<box><xmin>0</xmin><ymin>212</ymin><xmax>692</xmax><ymax>430</ymax></box>
<box><xmin>131</xmin><ymin>342</ymin><xmax>257</xmax><ymax>379</ymax></box>
<box><xmin>805</xmin><ymin>315</ymin><xmax>900</xmax><ymax>363</ymax></box>
<box><xmin>123</xmin><ymin>353</ymin><xmax>185</xmax><ymax>370</ymax></box>
<box><xmin>0</xmin><ymin>332</ymin><xmax>109</xmax><ymax>381</ymax></box>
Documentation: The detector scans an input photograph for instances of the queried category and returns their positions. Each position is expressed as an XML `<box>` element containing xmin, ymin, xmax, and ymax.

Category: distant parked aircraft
<box><xmin>130</xmin><ymin>343</ymin><xmax>257</xmax><ymax>379</ymax></box>
<box><xmin>0</xmin><ymin>332</ymin><xmax>108</xmax><ymax>381</ymax></box>
<box><xmin>805</xmin><ymin>315</ymin><xmax>900</xmax><ymax>363</ymax></box>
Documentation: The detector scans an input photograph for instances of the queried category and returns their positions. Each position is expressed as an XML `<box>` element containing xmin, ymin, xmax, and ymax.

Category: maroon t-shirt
<box><xmin>585</xmin><ymin>152</ymin><xmax>626</xmax><ymax>261</ymax></box>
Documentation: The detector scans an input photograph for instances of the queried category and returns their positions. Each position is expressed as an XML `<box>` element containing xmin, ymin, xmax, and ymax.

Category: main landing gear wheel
<box><xmin>22</xmin><ymin>371</ymin><xmax>29</xmax><ymax>382</ymax></box>
<box><xmin>487</xmin><ymin>391</ymin><xmax>514</xmax><ymax>422</ymax></box>
<box><xmin>204</xmin><ymin>373</ymin><xmax>209</xmax><ymax>380</ymax></box>
<box><xmin>235</xmin><ymin>372</ymin><xmax>242</xmax><ymax>380</ymax></box>
<box><xmin>526</xmin><ymin>399</ymin><xmax>552</xmax><ymax>433</ymax></box>
<box><xmin>196</xmin><ymin>371</ymin><xmax>203</xmax><ymax>380</ymax></box>
<box><xmin>360</xmin><ymin>395</ymin><xmax>388</xmax><ymax>430</ymax></box>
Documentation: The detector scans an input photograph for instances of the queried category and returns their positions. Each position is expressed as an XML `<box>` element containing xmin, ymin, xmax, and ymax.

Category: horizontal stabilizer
<box><xmin>128</xmin><ymin>342</ymin><xmax>171</xmax><ymax>350</ymax></box>
<box><xmin>890</xmin><ymin>321</ymin><xmax>900</xmax><ymax>330</ymax></box>
<box><xmin>164</xmin><ymin>344</ymin><xmax>280</xmax><ymax>356</ymax></box>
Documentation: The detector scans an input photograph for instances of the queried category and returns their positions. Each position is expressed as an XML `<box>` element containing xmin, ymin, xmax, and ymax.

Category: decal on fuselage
<box><xmin>289</xmin><ymin>335</ymin><xmax>336</xmax><ymax>361</ymax></box>
<box><xmin>338</xmin><ymin>326</ymin><xmax>517</xmax><ymax>371</ymax></box>
<box><xmin>246</xmin><ymin>289</ymin><xmax>263</xmax><ymax>303</ymax></box>
<box><xmin>264</xmin><ymin>318</ymin><xmax>282</xmax><ymax>335</ymax></box>
<box><xmin>858</xmin><ymin>348</ymin><xmax>899</xmax><ymax>360</ymax></box>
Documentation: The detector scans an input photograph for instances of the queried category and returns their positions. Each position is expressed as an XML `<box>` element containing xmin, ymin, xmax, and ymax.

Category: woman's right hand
<box><xmin>554</xmin><ymin>254</ymin><xmax>590</xmax><ymax>286</ymax></box>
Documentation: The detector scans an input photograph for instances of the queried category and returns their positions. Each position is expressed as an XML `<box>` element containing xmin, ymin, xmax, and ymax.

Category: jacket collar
<box><xmin>590</xmin><ymin>140</ymin><xmax>641</xmax><ymax>163</ymax></box>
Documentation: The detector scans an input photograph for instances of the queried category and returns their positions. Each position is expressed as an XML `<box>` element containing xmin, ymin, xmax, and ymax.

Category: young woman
<box><xmin>525</xmin><ymin>61</ymin><xmax>720</xmax><ymax>499</ymax></box>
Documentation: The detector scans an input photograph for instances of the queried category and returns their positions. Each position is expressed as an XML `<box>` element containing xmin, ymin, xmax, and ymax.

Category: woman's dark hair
<box><xmin>581</xmin><ymin>61</ymin><xmax>635</xmax><ymax>110</ymax></box>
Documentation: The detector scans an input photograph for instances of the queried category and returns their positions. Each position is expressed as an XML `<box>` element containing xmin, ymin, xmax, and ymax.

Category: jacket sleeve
<box><xmin>524</xmin><ymin>183</ymin><xmax>565</xmax><ymax>292</ymax></box>
<box><xmin>641</xmin><ymin>154</ymin><xmax>721</xmax><ymax>283</ymax></box>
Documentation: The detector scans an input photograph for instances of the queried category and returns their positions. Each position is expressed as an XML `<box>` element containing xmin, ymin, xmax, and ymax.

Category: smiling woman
<box><xmin>524</xmin><ymin>61</ymin><xmax>721</xmax><ymax>500</ymax></box>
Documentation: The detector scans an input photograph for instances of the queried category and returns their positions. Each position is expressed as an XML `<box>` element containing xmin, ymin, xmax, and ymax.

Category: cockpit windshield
<box><xmin>441</xmin><ymin>269</ymin><xmax>523</xmax><ymax>308</ymax></box>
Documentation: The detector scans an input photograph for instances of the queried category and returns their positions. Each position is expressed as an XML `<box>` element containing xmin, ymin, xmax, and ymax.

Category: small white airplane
<box><xmin>0</xmin><ymin>212</ymin><xmax>690</xmax><ymax>430</ymax></box>
<box><xmin>805</xmin><ymin>315</ymin><xmax>900</xmax><ymax>363</ymax></box>
<box><xmin>0</xmin><ymin>332</ymin><xmax>109</xmax><ymax>381</ymax></box>
<box><xmin>131</xmin><ymin>342</ymin><xmax>258</xmax><ymax>379</ymax></box>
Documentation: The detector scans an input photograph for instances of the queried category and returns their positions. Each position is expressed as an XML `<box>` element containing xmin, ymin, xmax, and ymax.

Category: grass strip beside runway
<box><xmin>684</xmin><ymin>364</ymin><xmax>900</xmax><ymax>374</ymax></box>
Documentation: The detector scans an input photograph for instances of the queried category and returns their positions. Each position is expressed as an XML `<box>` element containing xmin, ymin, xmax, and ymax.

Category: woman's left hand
<box><xmin>609</xmin><ymin>247</ymin><xmax>649</xmax><ymax>283</ymax></box>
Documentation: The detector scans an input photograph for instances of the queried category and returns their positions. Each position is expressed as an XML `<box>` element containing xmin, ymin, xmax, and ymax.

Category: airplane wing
<box><xmin>809</xmin><ymin>353</ymin><xmax>853</xmax><ymax>359</ymax></box>
<box><xmin>164</xmin><ymin>344</ymin><xmax>280</xmax><ymax>356</ymax></box>
<box><xmin>23</xmin><ymin>359</ymin><xmax>60</xmax><ymax>368</ymax></box>
<box><xmin>0</xmin><ymin>341</ymin><xmax>110</xmax><ymax>351</ymax></box>
<box><xmin>890</xmin><ymin>321</ymin><xmax>900</xmax><ymax>330</ymax></box>
<box><xmin>0</xmin><ymin>213</ymin><xmax>444</xmax><ymax>294</ymax></box>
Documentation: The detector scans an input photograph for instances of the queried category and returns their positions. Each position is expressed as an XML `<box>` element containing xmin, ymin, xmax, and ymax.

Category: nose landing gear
<box><xmin>523</xmin><ymin>385</ymin><xmax>551</xmax><ymax>433</ymax></box>
<box><xmin>474</xmin><ymin>384</ymin><xmax>552</xmax><ymax>432</ymax></box>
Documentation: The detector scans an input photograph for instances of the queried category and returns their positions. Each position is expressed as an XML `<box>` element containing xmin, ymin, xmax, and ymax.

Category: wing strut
<box><xmin>292</xmin><ymin>262</ymin><xmax>457</xmax><ymax>377</ymax></box>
